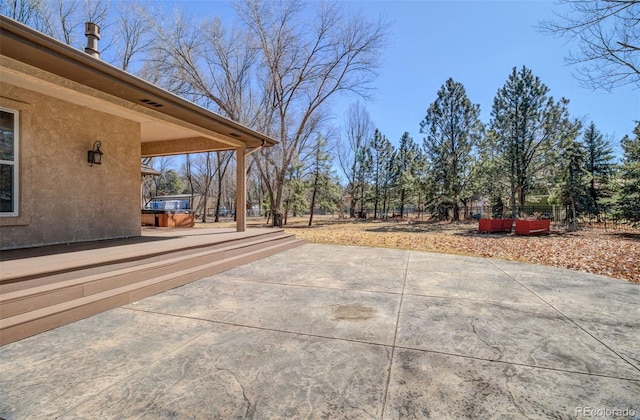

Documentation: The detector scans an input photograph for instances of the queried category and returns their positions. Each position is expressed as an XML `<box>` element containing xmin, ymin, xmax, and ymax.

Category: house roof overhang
<box><xmin>0</xmin><ymin>16</ymin><xmax>277</xmax><ymax>156</ymax></box>
<box><xmin>141</xmin><ymin>163</ymin><xmax>162</xmax><ymax>176</ymax></box>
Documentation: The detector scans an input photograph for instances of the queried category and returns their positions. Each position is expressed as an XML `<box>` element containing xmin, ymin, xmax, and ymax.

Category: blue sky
<box><xmin>342</xmin><ymin>1</ymin><xmax>638</xmax><ymax>154</ymax></box>
<box><xmin>177</xmin><ymin>0</ymin><xmax>638</xmax><ymax>156</ymax></box>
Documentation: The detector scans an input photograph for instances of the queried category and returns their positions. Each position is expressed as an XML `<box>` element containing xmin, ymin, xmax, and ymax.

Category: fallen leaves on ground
<box><xmin>281</xmin><ymin>218</ymin><xmax>640</xmax><ymax>284</ymax></box>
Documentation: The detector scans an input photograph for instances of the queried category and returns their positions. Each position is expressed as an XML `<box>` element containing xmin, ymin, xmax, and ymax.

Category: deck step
<box><xmin>0</xmin><ymin>229</ymin><xmax>290</xmax><ymax>292</ymax></box>
<box><xmin>0</xmin><ymin>231</ymin><xmax>305</xmax><ymax>345</ymax></box>
<box><xmin>0</xmin><ymin>233</ymin><xmax>298</xmax><ymax>318</ymax></box>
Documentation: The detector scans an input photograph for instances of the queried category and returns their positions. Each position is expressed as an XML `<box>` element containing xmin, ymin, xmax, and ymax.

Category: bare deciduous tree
<box><xmin>111</xmin><ymin>0</ymin><xmax>153</xmax><ymax>72</ymax></box>
<box><xmin>542</xmin><ymin>0</ymin><xmax>640</xmax><ymax>90</ymax></box>
<box><xmin>141</xmin><ymin>9</ymin><xmax>260</xmax><ymax>123</ymax></box>
<box><xmin>0</xmin><ymin>0</ymin><xmax>41</xmax><ymax>25</ymax></box>
<box><xmin>1</xmin><ymin>0</ymin><xmax>83</xmax><ymax>44</ymax></box>
<box><xmin>83</xmin><ymin>0</ymin><xmax>107</xmax><ymax>28</ymax></box>
<box><xmin>237</xmin><ymin>0</ymin><xmax>388</xmax><ymax>222</ymax></box>
<box><xmin>337</xmin><ymin>102</ymin><xmax>374</xmax><ymax>217</ymax></box>
<box><xmin>182</xmin><ymin>154</ymin><xmax>196</xmax><ymax>213</ymax></box>
<box><xmin>151</xmin><ymin>156</ymin><xmax>175</xmax><ymax>197</ymax></box>
<box><xmin>44</xmin><ymin>0</ymin><xmax>82</xmax><ymax>45</ymax></box>
<box><xmin>187</xmin><ymin>153</ymin><xmax>217</xmax><ymax>222</ymax></box>
<box><xmin>3</xmin><ymin>0</ymin><xmax>134</xmax><ymax>74</ymax></box>
<box><xmin>143</xmin><ymin>1</ymin><xmax>388</xmax><ymax>224</ymax></box>
<box><xmin>213</xmin><ymin>151</ymin><xmax>233</xmax><ymax>222</ymax></box>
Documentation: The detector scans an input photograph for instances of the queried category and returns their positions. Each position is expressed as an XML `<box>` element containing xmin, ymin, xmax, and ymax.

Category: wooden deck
<box><xmin>0</xmin><ymin>228</ymin><xmax>304</xmax><ymax>345</ymax></box>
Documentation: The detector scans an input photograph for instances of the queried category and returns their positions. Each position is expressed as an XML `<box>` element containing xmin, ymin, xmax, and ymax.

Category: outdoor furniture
<box><xmin>478</xmin><ymin>218</ymin><xmax>513</xmax><ymax>233</ymax></box>
<box><xmin>515</xmin><ymin>219</ymin><xmax>551</xmax><ymax>235</ymax></box>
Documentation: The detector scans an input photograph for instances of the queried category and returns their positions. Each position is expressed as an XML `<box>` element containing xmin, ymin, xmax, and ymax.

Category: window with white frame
<box><xmin>0</xmin><ymin>108</ymin><xmax>18</xmax><ymax>216</ymax></box>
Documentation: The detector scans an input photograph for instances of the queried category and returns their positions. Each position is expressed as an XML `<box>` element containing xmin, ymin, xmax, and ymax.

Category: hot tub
<box><xmin>141</xmin><ymin>210</ymin><xmax>194</xmax><ymax>228</ymax></box>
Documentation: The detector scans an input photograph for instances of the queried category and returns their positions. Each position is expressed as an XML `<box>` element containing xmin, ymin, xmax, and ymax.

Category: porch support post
<box><xmin>236</xmin><ymin>146</ymin><xmax>246</xmax><ymax>232</ymax></box>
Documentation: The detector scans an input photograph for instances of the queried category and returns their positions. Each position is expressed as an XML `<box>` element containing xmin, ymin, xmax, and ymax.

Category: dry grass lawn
<box><xmin>198</xmin><ymin>215</ymin><xmax>640</xmax><ymax>283</ymax></box>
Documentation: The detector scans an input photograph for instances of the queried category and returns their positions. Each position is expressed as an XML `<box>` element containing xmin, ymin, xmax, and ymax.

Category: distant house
<box><xmin>0</xmin><ymin>16</ymin><xmax>277</xmax><ymax>250</ymax></box>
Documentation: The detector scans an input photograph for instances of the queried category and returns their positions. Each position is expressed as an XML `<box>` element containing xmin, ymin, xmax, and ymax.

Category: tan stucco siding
<box><xmin>0</xmin><ymin>82</ymin><xmax>141</xmax><ymax>249</ymax></box>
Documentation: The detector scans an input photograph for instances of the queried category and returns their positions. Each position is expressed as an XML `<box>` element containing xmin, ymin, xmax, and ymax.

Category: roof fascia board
<box><xmin>0</xmin><ymin>16</ymin><xmax>278</xmax><ymax>148</ymax></box>
<box><xmin>0</xmin><ymin>57</ymin><xmax>243</xmax><ymax>148</ymax></box>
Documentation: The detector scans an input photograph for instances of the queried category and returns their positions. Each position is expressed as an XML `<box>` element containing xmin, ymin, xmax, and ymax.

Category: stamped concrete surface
<box><xmin>1</xmin><ymin>244</ymin><xmax>638</xmax><ymax>419</ymax></box>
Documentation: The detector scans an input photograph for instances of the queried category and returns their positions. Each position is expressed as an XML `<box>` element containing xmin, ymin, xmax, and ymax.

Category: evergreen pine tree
<box><xmin>489</xmin><ymin>66</ymin><xmax>580</xmax><ymax>211</ymax></box>
<box><xmin>282</xmin><ymin>161</ymin><xmax>308</xmax><ymax>224</ymax></box>
<box><xmin>471</xmin><ymin>129</ymin><xmax>510</xmax><ymax>215</ymax></box>
<box><xmin>555</xmin><ymin>139</ymin><xmax>589</xmax><ymax>229</ymax></box>
<box><xmin>356</xmin><ymin>147</ymin><xmax>373</xmax><ymax>217</ymax></box>
<box><xmin>582</xmin><ymin>122</ymin><xmax>615</xmax><ymax>211</ymax></box>
<box><xmin>616</xmin><ymin>122</ymin><xmax>640</xmax><ymax>225</ymax></box>
<box><xmin>412</xmin><ymin>148</ymin><xmax>433</xmax><ymax>220</ymax></box>
<box><xmin>382</xmin><ymin>149</ymin><xmax>399</xmax><ymax>218</ymax></box>
<box><xmin>396</xmin><ymin>132</ymin><xmax>419</xmax><ymax>218</ymax></box>
<box><xmin>155</xmin><ymin>169</ymin><xmax>184</xmax><ymax>196</ymax></box>
<box><xmin>420</xmin><ymin>78</ymin><xmax>483</xmax><ymax>221</ymax></box>
<box><xmin>370</xmin><ymin>129</ymin><xmax>395</xmax><ymax>218</ymax></box>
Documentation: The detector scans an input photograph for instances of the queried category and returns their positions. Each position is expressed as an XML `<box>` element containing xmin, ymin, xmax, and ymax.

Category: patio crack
<box><xmin>215</xmin><ymin>368</ymin><xmax>257</xmax><ymax>419</ymax></box>
<box><xmin>471</xmin><ymin>318</ymin><xmax>503</xmax><ymax>361</ymax></box>
<box><xmin>380</xmin><ymin>250</ymin><xmax>411</xmax><ymax>419</ymax></box>
<box><xmin>503</xmin><ymin>365</ymin><xmax>532</xmax><ymax>419</ymax></box>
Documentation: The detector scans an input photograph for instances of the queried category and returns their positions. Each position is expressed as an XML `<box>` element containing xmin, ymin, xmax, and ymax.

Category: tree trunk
<box><xmin>308</xmin><ymin>173</ymin><xmax>319</xmax><ymax>227</ymax></box>
<box><xmin>284</xmin><ymin>200</ymin><xmax>289</xmax><ymax>226</ymax></box>
<box><xmin>214</xmin><ymin>194</ymin><xmax>222</xmax><ymax>223</ymax></box>
<box><xmin>349</xmin><ymin>159</ymin><xmax>359</xmax><ymax>219</ymax></box>
<box><xmin>255</xmin><ymin>158</ymin><xmax>278</xmax><ymax>227</ymax></box>
<box><xmin>202</xmin><ymin>191</ymin><xmax>209</xmax><ymax>223</ymax></box>
<box><xmin>273</xmin><ymin>168</ymin><xmax>286</xmax><ymax>227</ymax></box>
<box><xmin>373</xmin><ymin>183</ymin><xmax>379</xmax><ymax>219</ymax></box>
<box><xmin>308</xmin><ymin>192</ymin><xmax>316</xmax><ymax>226</ymax></box>
<box><xmin>569</xmin><ymin>198</ymin><xmax>577</xmax><ymax>230</ymax></box>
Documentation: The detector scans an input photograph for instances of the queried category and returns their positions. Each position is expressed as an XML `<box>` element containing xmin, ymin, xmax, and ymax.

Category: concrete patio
<box><xmin>1</xmin><ymin>244</ymin><xmax>638</xmax><ymax>419</ymax></box>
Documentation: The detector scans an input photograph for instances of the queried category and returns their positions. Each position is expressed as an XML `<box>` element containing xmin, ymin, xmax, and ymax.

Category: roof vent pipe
<box><xmin>84</xmin><ymin>22</ymin><xmax>100</xmax><ymax>59</ymax></box>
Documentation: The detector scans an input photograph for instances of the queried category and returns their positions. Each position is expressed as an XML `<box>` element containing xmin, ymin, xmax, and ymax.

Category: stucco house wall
<box><xmin>0</xmin><ymin>82</ymin><xmax>141</xmax><ymax>249</ymax></box>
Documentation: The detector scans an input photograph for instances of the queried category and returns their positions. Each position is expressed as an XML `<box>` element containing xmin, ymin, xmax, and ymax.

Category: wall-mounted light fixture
<box><xmin>88</xmin><ymin>141</ymin><xmax>103</xmax><ymax>166</ymax></box>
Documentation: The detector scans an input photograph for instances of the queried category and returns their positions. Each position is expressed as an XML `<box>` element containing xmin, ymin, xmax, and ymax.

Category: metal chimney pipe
<box><xmin>84</xmin><ymin>22</ymin><xmax>100</xmax><ymax>59</ymax></box>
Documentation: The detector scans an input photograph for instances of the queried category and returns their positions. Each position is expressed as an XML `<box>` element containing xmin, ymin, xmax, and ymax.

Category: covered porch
<box><xmin>0</xmin><ymin>16</ymin><xmax>298</xmax><ymax>346</ymax></box>
<box><xmin>0</xmin><ymin>227</ymin><xmax>304</xmax><ymax>345</ymax></box>
<box><xmin>1</xmin><ymin>16</ymin><xmax>277</xmax><ymax>239</ymax></box>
